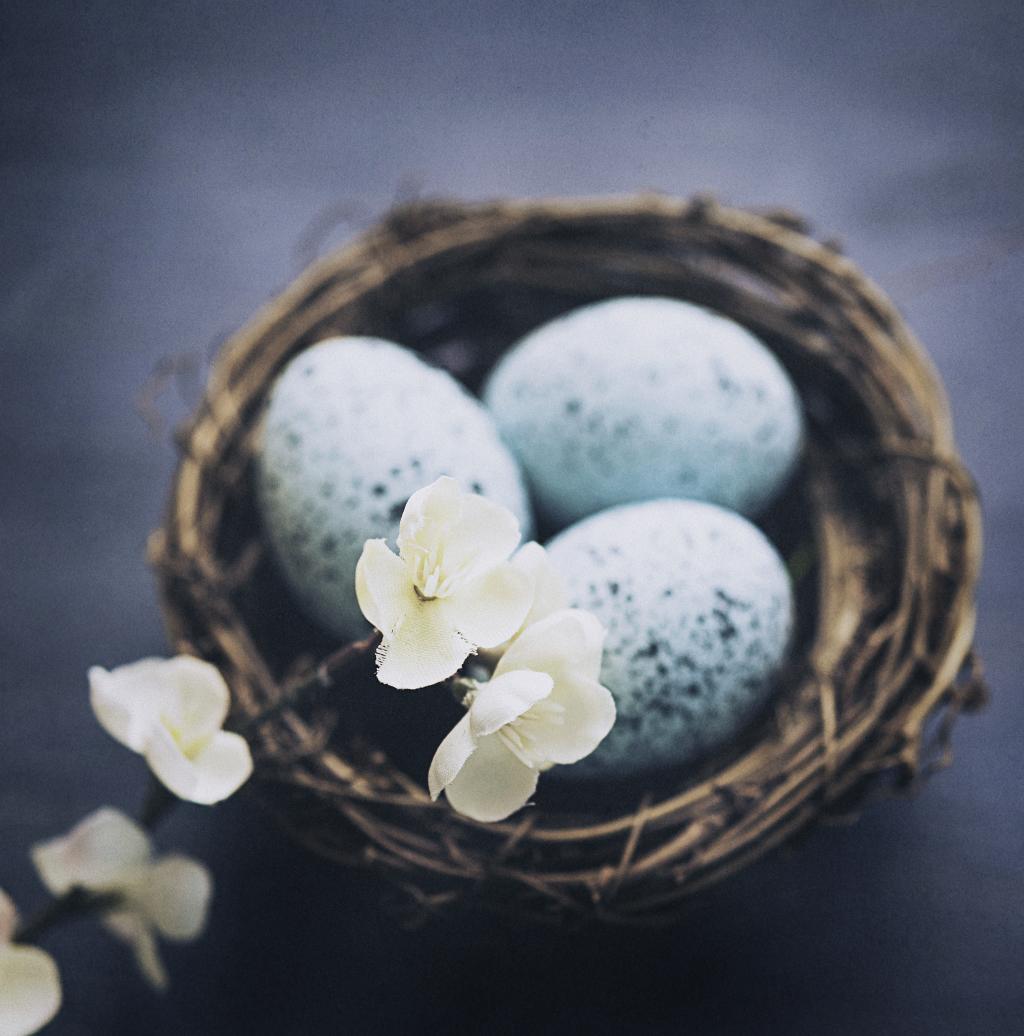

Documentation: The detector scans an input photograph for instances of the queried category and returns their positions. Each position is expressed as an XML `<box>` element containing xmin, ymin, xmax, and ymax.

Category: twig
<box><xmin>236</xmin><ymin>631</ymin><xmax>380</xmax><ymax>736</ymax></box>
<box><xmin>14</xmin><ymin>889</ymin><xmax>121</xmax><ymax>946</ymax></box>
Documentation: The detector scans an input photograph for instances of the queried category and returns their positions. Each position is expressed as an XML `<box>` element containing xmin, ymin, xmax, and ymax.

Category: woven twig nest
<box><xmin>152</xmin><ymin>195</ymin><xmax>985</xmax><ymax>925</ymax></box>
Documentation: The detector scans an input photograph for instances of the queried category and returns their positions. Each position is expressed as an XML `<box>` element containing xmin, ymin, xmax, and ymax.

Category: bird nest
<box><xmin>151</xmin><ymin>194</ymin><xmax>986</xmax><ymax>925</ymax></box>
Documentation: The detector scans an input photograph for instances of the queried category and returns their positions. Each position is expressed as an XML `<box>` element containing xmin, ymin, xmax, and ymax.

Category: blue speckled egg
<box><xmin>256</xmin><ymin>337</ymin><xmax>533</xmax><ymax>638</ymax></box>
<box><xmin>546</xmin><ymin>499</ymin><xmax>793</xmax><ymax>777</ymax></box>
<box><xmin>484</xmin><ymin>296</ymin><xmax>803</xmax><ymax>525</ymax></box>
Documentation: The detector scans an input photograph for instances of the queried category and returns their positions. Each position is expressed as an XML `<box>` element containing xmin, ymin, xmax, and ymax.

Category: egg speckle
<box><xmin>546</xmin><ymin>499</ymin><xmax>794</xmax><ymax>777</ymax></box>
<box><xmin>484</xmin><ymin>296</ymin><xmax>803</xmax><ymax>525</ymax></box>
<box><xmin>256</xmin><ymin>337</ymin><xmax>533</xmax><ymax>638</ymax></box>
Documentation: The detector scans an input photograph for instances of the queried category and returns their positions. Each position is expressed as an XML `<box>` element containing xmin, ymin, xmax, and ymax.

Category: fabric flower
<box><xmin>89</xmin><ymin>656</ymin><xmax>253</xmax><ymax>805</ymax></box>
<box><xmin>355</xmin><ymin>476</ymin><xmax>533</xmax><ymax>689</ymax></box>
<box><xmin>31</xmin><ymin>808</ymin><xmax>211</xmax><ymax>991</ymax></box>
<box><xmin>428</xmin><ymin>609</ymin><xmax>616</xmax><ymax>822</ymax></box>
<box><xmin>0</xmin><ymin>890</ymin><xmax>61</xmax><ymax>1036</ymax></box>
<box><xmin>481</xmin><ymin>541</ymin><xmax>568</xmax><ymax>660</ymax></box>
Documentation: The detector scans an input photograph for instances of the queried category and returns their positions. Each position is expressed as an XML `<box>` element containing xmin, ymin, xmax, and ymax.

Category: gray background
<box><xmin>1</xmin><ymin>1</ymin><xmax>1021</xmax><ymax>1033</ymax></box>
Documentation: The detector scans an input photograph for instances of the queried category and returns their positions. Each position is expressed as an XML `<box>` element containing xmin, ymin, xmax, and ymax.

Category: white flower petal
<box><xmin>495</xmin><ymin>609</ymin><xmax>606</xmax><ymax>685</ymax></box>
<box><xmin>103</xmin><ymin>911</ymin><xmax>167</xmax><ymax>991</ymax></box>
<box><xmin>523</xmin><ymin>676</ymin><xmax>616</xmax><ymax>766</ymax></box>
<box><xmin>374</xmin><ymin>605</ymin><xmax>472</xmax><ymax>690</ymax></box>
<box><xmin>427</xmin><ymin>712</ymin><xmax>477</xmax><ymax>800</ymax></box>
<box><xmin>143</xmin><ymin>725</ymin><xmax>202</xmax><ymax>803</ymax></box>
<box><xmin>396</xmin><ymin>475</ymin><xmax>464</xmax><ymax>551</ymax></box>
<box><xmin>88</xmin><ymin>659</ymin><xmax>176</xmax><ymax>752</ymax></box>
<box><xmin>442</xmin><ymin>563</ymin><xmax>533</xmax><ymax>649</ymax></box>
<box><xmin>0</xmin><ymin>889</ymin><xmax>17</xmax><ymax>945</ymax></box>
<box><xmin>468</xmin><ymin>670</ymin><xmax>554</xmax><ymax>738</ymax></box>
<box><xmin>158</xmin><ymin>656</ymin><xmax>231</xmax><ymax>746</ymax></box>
<box><xmin>442</xmin><ymin>732</ymin><xmax>539</xmax><ymax>823</ymax></box>
<box><xmin>145</xmin><ymin>726</ymin><xmax>251</xmax><ymax>806</ymax></box>
<box><xmin>0</xmin><ymin>944</ymin><xmax>62</xmax><ymax>1036</ymax></box>
<box><xmin>433</xmin><ymin>491</ymin><xmax>522</xmax><ymax>586</ymax></box>
<box><xmin>397</xmin><ymin>477</ymin><xmax>521</xmax><ymax>591</ymax></box>
<box><xmin>133</xmin><ymin>856</ymin><xmax>212</xmax><ymax>942</ymax></box>
<box><xmin>31</xmin><ymin>808</ymin><xmax>151</xmax><ymax>896</ymax></box>
<box><xmin>184</xmin><ymin>731</ymin><xmax>253</xmax><ymax>805</ymax></box>
<box><xmin>355</xmin><ymin>538</ymin><xmax>419</xmax><ymax>635</ymax></box>
<box><xmin>511</xmin><ymin>542</ymin><xmax>568</xmax><ymax>631</ymax></box>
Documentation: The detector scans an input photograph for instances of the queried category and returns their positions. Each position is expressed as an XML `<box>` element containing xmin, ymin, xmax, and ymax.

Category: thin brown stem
<box><xmin>236</xmin><ymin>631</ymin><xmax>381</xmax><ymax>735</ymax></box>
<box><xmin>13</xmin><ymin>889</ymin><xmax>121</xmax><ymax>946</ymax></box>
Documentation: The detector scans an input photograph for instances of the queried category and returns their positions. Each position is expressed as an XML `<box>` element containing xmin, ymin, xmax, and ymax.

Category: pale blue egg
<box><xmin>546</xmin><ymin>499</ymin><xmax>793</xmax><ymax>777</ymax></box>
<box><xmin>256</xmin><ymin>337</ymin><xmax>533</xmax><ymax>639</ymax></box>
<box><xmin>484</xmin><ymin>296</ymin><xmax>803</xmax><ymax>526</ymax></box>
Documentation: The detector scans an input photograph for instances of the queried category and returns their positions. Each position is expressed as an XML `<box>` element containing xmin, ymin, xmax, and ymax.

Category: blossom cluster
<box><xmin>2</xmin><ymin>810</ymin><xmax>211</xmax><ymax>1036</ymax></box>
<box><xmin>356</xmin><ymin>476</ymin><xmax>616</xmax><ymax>822</ymax></box>
<box><xmin>1</xmin><ymin>654</ymin><xmax>247</xmax><ymax>1034</ymax></box>
<box><xmin>2</xmin><ymin>477</ymin><xmax>614</xmax><ymax>1034</ymax></box>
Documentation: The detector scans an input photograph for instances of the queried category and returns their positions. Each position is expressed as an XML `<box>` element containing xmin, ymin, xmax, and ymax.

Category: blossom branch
<box><xmin>11</xmin><ymin>633</ymin><xmax>380</xmax><ymax>954</ymax></box>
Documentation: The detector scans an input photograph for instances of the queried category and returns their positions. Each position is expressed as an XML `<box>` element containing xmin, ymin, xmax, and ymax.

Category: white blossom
<box><xmin>355</xmin><ymin>476</ymin><xmax>533</xmax><ymax>689</ymax></box>
<box><xmin>428</xmin><ymin>609</ymin><xmax>616</xmax><ymax>822</ymax></box>
<box><xmin>31</xmin><ymin>808</ymin><xmax>211</xmax><ymax>991</ymax></box>
<box><xmin>0</xmin><ymin>890</ymin><xmax>61</xmax><ymax>1036</ymax></box>
<box><xmin>89</xmin><ymin>656</ymin><xmax>253</xmax><ymax>805</ymax></box>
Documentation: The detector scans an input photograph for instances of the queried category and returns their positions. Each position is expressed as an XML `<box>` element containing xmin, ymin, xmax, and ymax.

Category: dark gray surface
<box><xmin>1</xmin><ymin>1</ymin><xmax>1021</xmax><ymax>1033</ymax></box>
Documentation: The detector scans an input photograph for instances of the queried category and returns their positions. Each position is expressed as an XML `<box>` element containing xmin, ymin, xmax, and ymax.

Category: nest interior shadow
<box><xmin>151</xmin><ymin>195</ymin><xmax>985</xmax><ymax>925</ymax></box>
